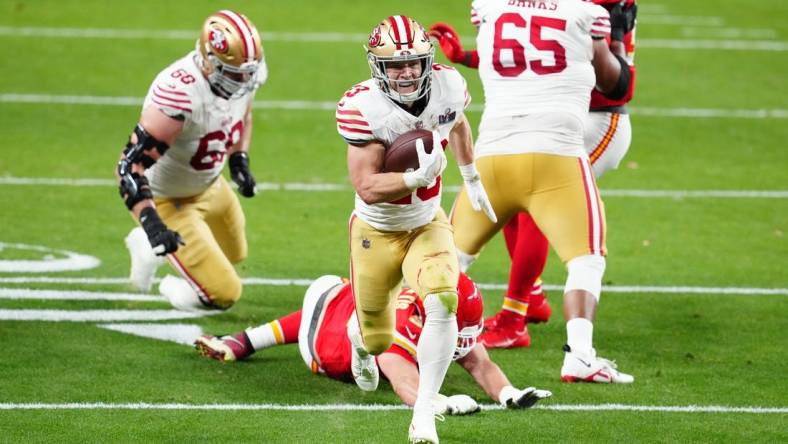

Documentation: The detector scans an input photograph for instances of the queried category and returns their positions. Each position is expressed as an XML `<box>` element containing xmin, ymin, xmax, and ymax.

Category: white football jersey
<box><xmin>141</xmin><ymin>51</ymin><xmax>266</xmax><ymax>198</ymax></box>
<box><xmin>336</xmin><ymin>65</ymin><xmax>470</xmax><ymax>232</ymax></box>
<box><xmin>472</xmin><ymin>0</ymin><xmax>610</xmax><ymax>158</ymax></box>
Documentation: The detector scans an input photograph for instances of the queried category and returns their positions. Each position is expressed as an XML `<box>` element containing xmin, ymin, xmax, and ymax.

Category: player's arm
<box><xmin>449</xmin><ymin>115</ymin><xmax>496</xmax><ymax>222</ymax></box>
<box><xmin>116</xmin><ymin>106</ymin><xmax>184</xmax><ymax>255</ymax></box>
<box><xmin>347</xmin><ymin>141</ymin><xmax>414</xmax><ymax>204</ymax></box>
<box><xmin>458</xmin><ymin>344</ymin><xmax>552</xmax><ymax>408</ymax></box>
<box><xmin>592</xmin><ymin>3</ymin><xmax>635</xmax><ymax>100</ymax></box>
<box><xmin>226</xmin><ymin>104</ymin><xmax>257</xmax><ymax>197</ymax></box>
<box><xmin>377</xmin><ymin>352</ymin><xmax>420</xmax><ymax>406</ymax></box>
<box><xmin>378</xmin><ymin>351</ymin><xmax>480</xmax><ymax>415</ymax></box>
<box><xmin>347</xmin><ymin>138</ymin><xmax>445</xmax><ymax>204</ymax></box>
<box><xmin>428</xmin><ymin>23</ymin><xmax>479</xmax><ymax>69</ymax></box>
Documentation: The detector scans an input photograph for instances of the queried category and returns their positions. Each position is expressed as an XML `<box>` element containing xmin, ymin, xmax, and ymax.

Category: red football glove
<box><xmin>428</xmin><ymin>22</ymin><xmax>479</xmax><ymax>69</ymax></box>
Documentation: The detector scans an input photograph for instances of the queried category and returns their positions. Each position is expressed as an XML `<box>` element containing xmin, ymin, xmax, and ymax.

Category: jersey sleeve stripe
<box><xmin>336</xmin><ymin>108</ymin><xmax>363</xmax><ymax>117</ymax></box>
<box><xmin>338</xmin><ymin>125</ymin><xmax>373</xmax><ymax>135</ymax></box>
<box><xmin>153</xmin><ymin>90</ymin><xmax>192</xmax><ymax>104</ymax></box>
<box><xmin>151</xmin><ymin>98</ymin><xmax>192</xmax><ymax>113</ymax></box>
<box><xmin>154</xmin><ymin>85</ymin><xmax>188</xmax><ymax>96</ymax></box>
<box><xmin>336</xmin><ymin>118</ymin><xmax>369</xmax><ymax>127</ymax></box>
<box><xmin>470</xmin><ymin>9</ymin><xmax>480</xmax><ymax>26</ymax></box>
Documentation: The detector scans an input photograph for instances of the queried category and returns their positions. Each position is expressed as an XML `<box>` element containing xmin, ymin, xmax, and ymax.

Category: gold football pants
<box><xmin>154</xmin><ymin>176</ymin><xmax>247</xmax><ymax>308</ymax></box>
<box><xmin>451</xmin><ymin>153</ymin><xmax>606</xmax><ymax>263</ymax></box>
<box><xmin>348</xmin><ymin>209</ymin><xmax>459</xmax><ymax>354</ymax></box>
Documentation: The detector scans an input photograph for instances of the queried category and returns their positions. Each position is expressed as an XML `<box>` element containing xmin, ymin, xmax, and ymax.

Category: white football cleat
<box><xmin>159</xmin><ymin>275</ymin><xmax>206</xmax><ymax>312</ymax></box>
<box><xmin>348</xmin><ymin>324</ymin><xmax>379</xmax><ymax>392</ymax></box>
<box><xmin>560</xmin><ymin>345</ymin><xmax>634</xmax><ymax>384</ymax></box>
<box><xmin>125</xmin><ymin>227</ymin><xmax>164</xmax><ymax>292</ymax></box>
<box><xmin>408</xmin><ymin>405</ymin><xmax>440</xmax><ymax>444</ymax></box>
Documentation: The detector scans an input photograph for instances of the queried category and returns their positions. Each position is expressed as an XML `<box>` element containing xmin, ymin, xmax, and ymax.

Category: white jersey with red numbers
<box><xmin>142</xmin><ymin>51</ymin><xmax>263</xmax><ymax>198</ymax></box>
<box><xmin>336</xmin><ymin>66</ymin><xmax>470</xmax><ymax>232</ymax></box>
<box><xmin>471</xmin><ymin>0</ymin><xmax>610</xmax><ymax>158</ymax></box>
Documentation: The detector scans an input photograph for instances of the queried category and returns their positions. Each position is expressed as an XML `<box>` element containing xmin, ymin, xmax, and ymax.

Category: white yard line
<box><xmin>0</xmin><ymin>26</ymin><xmax>785</xmax><ymax>51</ymax></box>
<box><xmin>0</xmin><ymin>402</ymin><xmax>784</xmax><ymax>414</ymax></box>
<box><xmin>0</xmin><ymin>309</ymin><xmax>211</xmax><ymax>321</ymax></box>
<box><xmin>0</xmin><ymin>278</ymin><xmax>785</xmax><ymax>296</ymax></box>
<box><xmin>0</xmin><ymin>176</ymin><xmax>786</xmax><ymax>199</ymax></box>
<box><xmin>2</xmin><ymin>93</ymin><xmax>788</xmax><ymax>120</ymax></box>
<box><xmin>0</xmin><ymin>288</ymin><xmax>161</xmax><ymax>302</ymax></box>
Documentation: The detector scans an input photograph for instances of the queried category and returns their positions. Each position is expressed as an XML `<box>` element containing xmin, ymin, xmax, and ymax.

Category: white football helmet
<box><xmin>366</xmin><ymin>15</ymin><xmax>434</xmax><ymax>104</ymax></box>
<box><xmin>196</xmin><ymin>10</ymin><xmax>266</xmax><ymax>99</ymax></box>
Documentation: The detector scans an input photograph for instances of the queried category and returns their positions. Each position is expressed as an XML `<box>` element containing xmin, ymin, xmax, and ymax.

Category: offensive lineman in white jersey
<box><xmin>116</xmin><ymin>11</ymin><xmax>266</xmax><ymax>311</ymax></box>
<box><xmin>447</xmin><ymin>0</ymin><xmax>635</xmax><ymax>383</ymax></box>
<box><xmin>336</xmin><ymin>15</ymin><xmax>496</xmax><ymax>444</ymax></box>
<box><xmin>430</xmin><ymin>0</ymin><xmax>638</xmax><ymax>349</ymax></box>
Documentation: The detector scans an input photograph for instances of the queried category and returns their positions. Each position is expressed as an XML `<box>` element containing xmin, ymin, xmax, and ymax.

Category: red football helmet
<box><xmin>453</xmin><ymin>272</ymin><xmax>484</xmax><ymax>360</ymax></box>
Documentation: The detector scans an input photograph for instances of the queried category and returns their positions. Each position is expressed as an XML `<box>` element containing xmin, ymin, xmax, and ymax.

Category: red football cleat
<box><xmin>479</xmin><ymin>324</ymin><xmax>531</xmax><ymax>349</ymax></box>
<box><xmin>526</xmin><ymin>297</ymin><xmax>552</xmax><ymax>324</ymax></box>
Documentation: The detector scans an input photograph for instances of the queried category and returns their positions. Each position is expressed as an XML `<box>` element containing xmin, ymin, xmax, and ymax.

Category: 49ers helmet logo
<box><xmin>368</xmin><ymin>26</ymin><xmax>382</xmax><ymax>48</ymax></box>
<box><xmin>209</xmin><ymin>29</ymin><xmax>229</xmax><ymax>53</ymax></box>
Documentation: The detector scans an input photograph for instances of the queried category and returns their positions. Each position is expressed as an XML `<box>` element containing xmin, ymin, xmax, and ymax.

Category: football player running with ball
<box><xmin>430</xmin><ymin>0</ymin><xmax>637</xmax><ymax>350</ymax></box>
<box><xmin>432</xmin><ymin>0</ymin><xmax>635</xmax><ymax>384</ymax></box>
<box><xmin>195</xmin><ymin>273</ymin><xmax>551</xmax><ymax>415</ymax></box>
<box><xmin>336</xmin><ymin>15</ymin><xmax>496</xmax><ymax>443</ymax></box>
<box><xmin>116</xmin><ymin>11</ymin><xmax>265</xmax><ymax>312</ymax></box>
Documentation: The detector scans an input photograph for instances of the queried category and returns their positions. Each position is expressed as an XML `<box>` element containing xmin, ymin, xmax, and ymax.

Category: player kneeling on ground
<box><xmin>195</xmin><ymin>272</ymin><xmax>551</xmax><ymax>414</ymax></box>
<box><xmin>117</xmin><ymin>10</ymin><xmax>265</xmax><ymax>311</ymax></box>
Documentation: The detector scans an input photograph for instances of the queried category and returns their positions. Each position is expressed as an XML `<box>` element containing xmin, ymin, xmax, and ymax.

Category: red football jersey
<box><xmin>312</xmin><ymin>285</ymin><xmax>426</xmax><ymax>381</ymax></box>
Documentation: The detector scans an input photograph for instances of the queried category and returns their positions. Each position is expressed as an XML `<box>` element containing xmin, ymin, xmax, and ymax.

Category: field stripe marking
<box><xmin>0</xmin><ymin>288</ymin><xmax>162</xmax><ymax>302</ymax></box>
<box><xmin>0</xmin><ymin>402</ymin><xmax>784</xmax><ymax>414</ymax></box>
<box><xmin>2</xmin><ymin>94</ymin><xmax>787</xmax><ymax>119</ymax></box>
<box><xmin>0</xmin><ymin>176</ymin><xmax>786</xmax><ymax>199</ymax></box>
<box><xmin>1</xmin><ymin>26</ymin><xmax>785</xmax><ymax>51</ymax></box>
<box><xmin>0</xmin><ymin>278</ymin><xmax>785</xmax><ymax>296</ymax></box>
<box><xmin>0</xmin><ymin>309</ymin><xmax>212</xmax><ymax>321</ymax></box>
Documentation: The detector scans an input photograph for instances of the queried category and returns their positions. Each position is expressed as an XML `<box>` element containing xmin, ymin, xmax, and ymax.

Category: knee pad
<box><xmin>418</xmin><ymin>256</ymin><xmax>457</xmax><ymax>296</ymax></box>
<box><xmin>564</xmin><ymin>254</ymin><xmax>606</xmax><ymax>301</ymax></box>
<box><xmin>456</xmin><ymin>249</ymin><xmax>478</xmax><ymax>273</ymax></box>
<box><xmin>424</xmin><ymin>291</ymin><xmax>458</xmax><ymax>318</ymax></box>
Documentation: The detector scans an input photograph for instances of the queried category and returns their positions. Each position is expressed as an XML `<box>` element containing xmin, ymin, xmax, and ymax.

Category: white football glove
<box><xmin>403</xmin><ymin>131</ymin><xmax>447</xmax><ymax>190</ymax></box>
<box><xmin>459</xmin><ymin>163</ymin><xmax>497</xmax><ymax>223</ymax></box>
<box><xmin>432</xmin><ymin>393</ymin><xmax>481</xmax><ymax>416</ymax></box>
<box><xmin>498</xmin><ymin>386</ymin><xmax>552</xmax><ymax>409</ymax></box>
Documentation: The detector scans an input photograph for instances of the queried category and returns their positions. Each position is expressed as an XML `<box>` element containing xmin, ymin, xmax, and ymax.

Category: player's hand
<box><xmin>139</xmin><ymin>207</ymin><xmax>185</xmax><ymax>256</ymax></box>
<box><xmin>229</xmin><ymin>152</ymin><xmax>257</xmax><ymax>198</ymax></box>
<box><xmin>459</xmin><ymin>163</ymin><xmax>497</xmax><ymax>223</ymax></box>
<box><xmin>609</xmin><ymin>2</ymin><xmax>637</xmax><ymax>42</ymax></box>
<box><xmin>428</xmin><ymin>23</ymin><xmax>466</xmax><ymax>64</ymax></box>
<box><xmin>403</xmin><ymin>132</ymin><xmax>447</xmax><ymax>190</ymax></box>
<box><xmin>433</xmin><ymin>394</ymin><xmax>481</xmax><ymax>416</ymax></box>
<box><xmin>498</xmin><ymin>386</ymin><xmax>552</xmax><ymax>409</ymax></box>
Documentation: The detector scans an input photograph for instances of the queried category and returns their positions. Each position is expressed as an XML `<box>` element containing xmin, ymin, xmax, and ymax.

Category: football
<box><xmin>383</xmin><ymin>129</ymin><xmax>433</xmax><ymax>173</ymax></box>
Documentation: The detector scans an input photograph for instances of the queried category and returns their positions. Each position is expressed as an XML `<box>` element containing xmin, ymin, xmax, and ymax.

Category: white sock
<box><xmin>414</xmin><ymin>293</ymin><xmax>458</xmax><ymax>412</ymax></box>
<box><xmin>245</xmin><ymin>321</ymin><xmax>284</xmax><ymax>351</ymax></box>
<box><xmin>566</xmin><ymin>317</ymin><xmax>593</xmax><ymax>355</ymax></box>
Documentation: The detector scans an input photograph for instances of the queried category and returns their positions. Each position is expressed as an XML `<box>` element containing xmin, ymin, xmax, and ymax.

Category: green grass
<box><xmin>0</xmin><ymin>0</ymin><xmax>787</xmax><ymax>442</ymax></box>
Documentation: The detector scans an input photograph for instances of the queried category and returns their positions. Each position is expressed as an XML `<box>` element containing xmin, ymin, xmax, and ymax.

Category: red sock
<box><xmin>504</xmin><ymin>213</ymin><xmax>549</xmax><ymax>307</ymax></box>
<box><xmin>276</xmin><ymin>310</ymin><xmax>302</xmax><ymax>344</ymax></box>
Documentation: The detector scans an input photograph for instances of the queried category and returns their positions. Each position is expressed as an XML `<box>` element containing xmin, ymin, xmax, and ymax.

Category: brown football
<box><xmin>383</xmin><ymin>129</ymin><xmax>433</xmax><ymax>173</ymax></box>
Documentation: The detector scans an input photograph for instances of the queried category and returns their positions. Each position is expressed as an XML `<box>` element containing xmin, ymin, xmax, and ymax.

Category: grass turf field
<box><xmin>0</xmin><ymin>0</ymin><xmax>786</xmax><ymax>442</ymax></box>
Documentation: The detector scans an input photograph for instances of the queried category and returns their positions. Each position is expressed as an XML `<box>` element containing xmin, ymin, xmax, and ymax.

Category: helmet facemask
<box><xmin>199</xmin><ymin>44</ymin><xmax>262</xmax><ymax>99</ymax></box>
<box><xmin>453</xmin><ymin>324</ymin><xmax>483</xmax><ymax>360</ymax></box>
<box><xmin>367</xmin><ymin>48</ymin><xmax>434</xmax><ymax>104</ymax></box>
